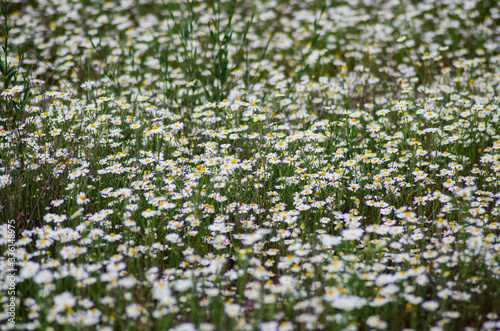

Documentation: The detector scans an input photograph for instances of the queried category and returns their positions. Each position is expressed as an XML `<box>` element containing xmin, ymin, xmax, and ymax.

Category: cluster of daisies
<box><xmin>1</xmin><ymin>0</ymin><xmax>500</xmax><ymax>330</ymax></box>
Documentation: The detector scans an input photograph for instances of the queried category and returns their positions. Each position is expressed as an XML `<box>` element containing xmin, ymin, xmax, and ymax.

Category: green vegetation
<box><xmin>1</xmin><ymin>0</ymin><xmax>500</xmax><ymax>330</ymax></box>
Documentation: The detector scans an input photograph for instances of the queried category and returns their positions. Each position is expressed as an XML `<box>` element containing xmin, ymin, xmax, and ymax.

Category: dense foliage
<box><xmin>1</xmin><ymin>0</ymin><xmax>500</xmax><ymax>330</ymax></box>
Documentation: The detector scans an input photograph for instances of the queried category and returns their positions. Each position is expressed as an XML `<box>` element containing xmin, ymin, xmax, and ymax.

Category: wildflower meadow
<box><xmin>1</xmin><ymin>0</ymin><xmax>500</xmax><ymax>329</ymax></box>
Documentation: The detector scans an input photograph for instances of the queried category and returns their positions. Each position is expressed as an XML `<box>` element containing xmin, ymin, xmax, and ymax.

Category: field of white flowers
<box><xmin>1</xmin><ymin>0</ymin><xmax>500</xmax><ymax>329</ymax></box>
